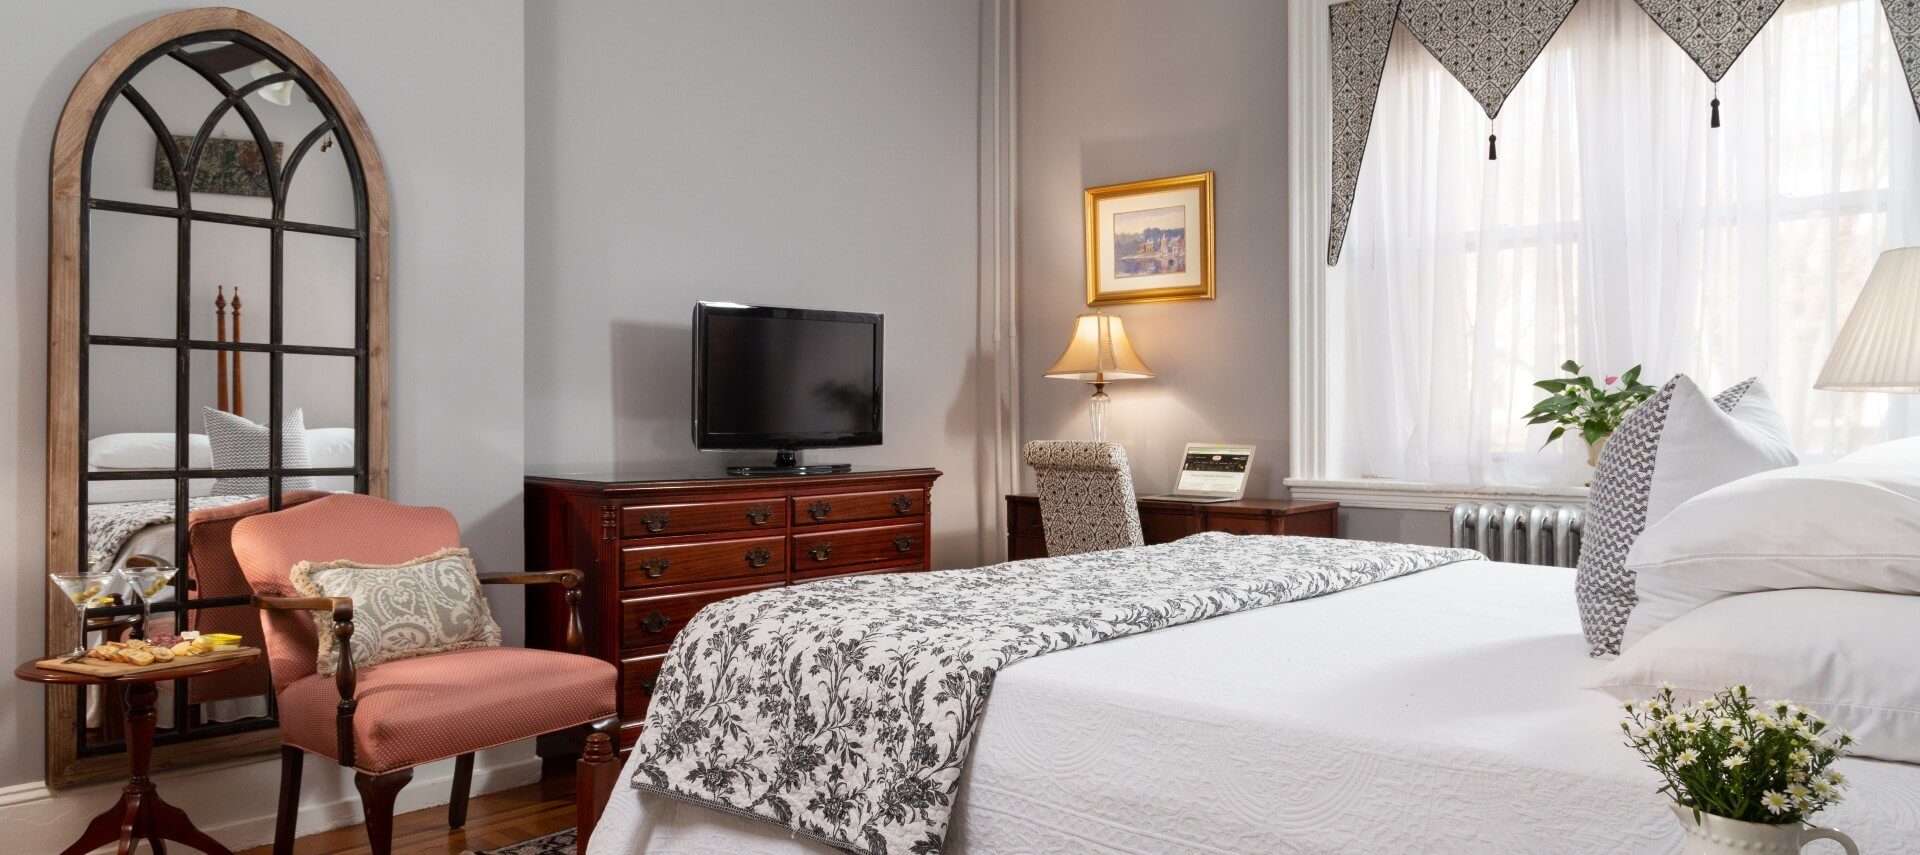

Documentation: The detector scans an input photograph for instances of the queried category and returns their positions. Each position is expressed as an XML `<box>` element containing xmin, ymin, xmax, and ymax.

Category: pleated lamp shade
<box><xmin>1045</xmin><ymin>313</ymin><xmax>1154</xmax><ymax>383</ymax></box>
<box><xmin>1817</xmin><ymin>247</ymin><xmax>1920</xmax><ymax>392</ymax></box>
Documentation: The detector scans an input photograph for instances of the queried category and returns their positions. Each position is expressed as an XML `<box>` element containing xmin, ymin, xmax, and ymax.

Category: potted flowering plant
<box><xmin>1622</xmin><ymin>684</ymin><xmax>1858</xmax><ymax>854</ymax></box>
<box><xmin>1524</xmin><ymin>361</ymin><xmax>1657</xmax><ymax>466</ymax></box>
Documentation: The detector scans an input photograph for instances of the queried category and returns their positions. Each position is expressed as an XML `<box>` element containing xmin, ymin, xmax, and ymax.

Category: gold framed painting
<box><xmin>1084</xmin><ymin>171</ymin><xmax>1214</xmax><ymax>307</ymax></box>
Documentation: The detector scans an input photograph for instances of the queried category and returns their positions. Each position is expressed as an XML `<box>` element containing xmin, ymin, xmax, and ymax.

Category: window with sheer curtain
<box><xmin>1329</xmin><ymin>0</ymin><xmax>1920</xmax><ymax>490</ymax></box>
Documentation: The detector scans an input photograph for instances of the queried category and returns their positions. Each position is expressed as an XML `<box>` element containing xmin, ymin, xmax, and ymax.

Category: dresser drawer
<box><xmin>620</xmin><ymin>652</ymin><xmax>668</xmax><ymax>718</ymax></box>
<box><xmin>791</xmin><ymin>521</ymin><xmax>925</xmax><ymax>571</ymax></box>
<box><xmin>620</xmin><ymin>535</ymin><xmax>785</xmax><ymax>589</ymax></box>
<box><xmin>621</xmin><ymin>498</ymin><xmax>785</xmax><ymax>539</ymax></box>
<box><xmin>620</xmin><ymin>581</ymin><xmax>779</xmax><ymax>650</ymax></box>
<box><xmin>791</xmin><ymin>489</ymin><xmax>926</xmax><ymax>526</ymax></box>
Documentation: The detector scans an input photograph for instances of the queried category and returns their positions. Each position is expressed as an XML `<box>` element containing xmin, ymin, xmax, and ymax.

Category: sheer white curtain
<box><xmin>1333</xmin><ymin>0</ymin><xmax>1920</xmax><ymax>487</ymax></box>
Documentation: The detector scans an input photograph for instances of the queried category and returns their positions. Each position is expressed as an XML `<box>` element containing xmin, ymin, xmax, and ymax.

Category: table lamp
<box><xmin>1045</xmin><ymin>312</ymin><xmax>1154</xmax><ymax>441</ymax></box>
<box><xmin>1817</xmin><ymin>247</ymin><xmax>1920</xmax><ymax>391</ymax></box>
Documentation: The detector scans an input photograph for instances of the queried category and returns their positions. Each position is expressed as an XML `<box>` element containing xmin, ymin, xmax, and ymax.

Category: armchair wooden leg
<box><xmin>353</xmin><ymin>768</ymin><xmax>413</xmax><ymax>855</ymax></box>
<box><xmin>449</xmin><ymin>752</ymin><xmax>475</xmax><ymax>828</ymax></box>
<box><xmin>273</xmin><ymin>746</ymin><xmax>303</xmax><ymax>855</ymax></box>
<box><xmin>575</xmin><ymin>716</ymin><xmax>621</xmax><ymax>855</ymax></box>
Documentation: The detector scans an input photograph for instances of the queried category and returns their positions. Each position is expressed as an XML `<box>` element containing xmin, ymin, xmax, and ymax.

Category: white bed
<box><xmin>590</xmin><ymin>560</ymin><xmax>1920</xmax><ymax>854</ymax></box>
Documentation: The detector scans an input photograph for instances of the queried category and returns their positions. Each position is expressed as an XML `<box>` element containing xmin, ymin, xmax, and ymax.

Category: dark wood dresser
<box><xmin>1005</xmin><ymin>494</ymin><xmax>1339</xmax><ymax>560</ymax></box>
<box><xmin>525</xmin><ymin>466</ymin><xmax>941</xmax><ymax>752</ymax></box>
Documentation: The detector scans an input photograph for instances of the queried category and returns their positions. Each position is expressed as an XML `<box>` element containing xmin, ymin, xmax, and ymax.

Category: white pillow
<box><xmin>88</xmin><ymin>433</ymin><xmax>213</xmax><ymax>470</ymax></box>
<box><xmin>1622</xmin><ymin>461</ymin><xmax>1920</xmax><ymax>648</ymax></box>
<box><xmin>1592</xmin><ymin>588</ymin><xmax>1920</xmax><ymax>764</ymax></box>
<box><xmin>1838</xmin><ymin>435</ymin><xmax>1920</xmax><ymax>466</ymax></box>
<box><xmin>305</xmin><ymin>427</ymin><xmax>356</xmax><ymax>468</ymax></box>
<box><xmin>1576</xmin><ymin>376</ymin><xmax>1797</xmax><ymax>656</ymax></box>
<box><xmin>85</xmin><ymin>477</ymin><xmax>214</xmax><ymax>504</ymax></box>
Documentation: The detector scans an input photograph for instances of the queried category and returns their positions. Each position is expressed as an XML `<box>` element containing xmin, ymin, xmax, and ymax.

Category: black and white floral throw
<box><xmin>630</xmin><ymin>532</ymin><xmax>1479</xmax><ymax>854</ymax></box>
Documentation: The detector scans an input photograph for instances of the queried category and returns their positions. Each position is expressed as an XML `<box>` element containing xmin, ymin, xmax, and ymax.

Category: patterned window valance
<box><xmin>1325</xmin><ymin>0</ymin><xmax>1920</xmax><ymax>265</ymax></box>
<box><xmin>1890</xmin><ymin>0</ymin><xmax>1920</xmax><ymax>119</ymax></box>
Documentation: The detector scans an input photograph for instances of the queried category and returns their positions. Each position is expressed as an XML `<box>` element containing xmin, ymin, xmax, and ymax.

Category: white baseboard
<box><xmin>0</xmin><ymin>749</ymin><xmax>543</xmax><ymax>853</ymax></box>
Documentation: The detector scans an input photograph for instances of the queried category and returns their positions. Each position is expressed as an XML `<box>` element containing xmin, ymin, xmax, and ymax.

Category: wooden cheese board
<box><xmin>33</xmin><ymin>646</ymin><xmax>259</xmax><ymax>679</ymax></box>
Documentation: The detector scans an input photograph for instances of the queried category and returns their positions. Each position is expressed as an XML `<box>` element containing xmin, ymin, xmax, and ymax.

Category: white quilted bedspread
<box><xmin>590</xmin><ymin>560</ymin><xmax>1920</xmax><ymax>854</ymax></box>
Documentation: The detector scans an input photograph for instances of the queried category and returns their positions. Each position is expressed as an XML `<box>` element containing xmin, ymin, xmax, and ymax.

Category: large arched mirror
<box><xmin>45</xmin><ymin>9</ymin><xmax>388</xmax><ymax>787</ymax></box>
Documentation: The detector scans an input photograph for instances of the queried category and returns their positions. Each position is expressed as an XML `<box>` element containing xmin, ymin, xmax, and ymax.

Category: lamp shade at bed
<box><xmin>1817</xmin><ymin>247</ymin><xmax>1920</xmax><ymax>392</ymax></box>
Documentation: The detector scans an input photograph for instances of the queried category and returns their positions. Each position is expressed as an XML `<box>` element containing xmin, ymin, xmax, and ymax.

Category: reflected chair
<box><xmin>184</xmin><ymin>489</ymin><xmax>330</xmax><ymax>714</ymax></box>
<box><xmin>232</xmin><ymin>493</ymin><xmax>619</xmax><ymax>855</ymax></box>
<box><xmin>1023</xmin><ymin>440</ymin><xmax>1145</xmax><ymax>556</ymax></box>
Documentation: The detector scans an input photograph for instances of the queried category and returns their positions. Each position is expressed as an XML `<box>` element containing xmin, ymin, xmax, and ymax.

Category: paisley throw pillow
<box><xmin>290</xmin><ymin>547</ymin><xmax>501</xmax><ymax>676</ymax></box>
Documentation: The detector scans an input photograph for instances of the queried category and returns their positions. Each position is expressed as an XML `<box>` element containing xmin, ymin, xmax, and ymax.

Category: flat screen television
<box><xmin>692</xmin><ymin>302</ymin><xmax>882</xmax><ymax>475</ymax></box>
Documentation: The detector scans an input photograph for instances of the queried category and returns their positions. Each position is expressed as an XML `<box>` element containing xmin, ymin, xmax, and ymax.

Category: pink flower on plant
<box><xmin>1605</xmin><ymin>375</ymin><xmax>1619</xmax><ymax>385</ymax></box>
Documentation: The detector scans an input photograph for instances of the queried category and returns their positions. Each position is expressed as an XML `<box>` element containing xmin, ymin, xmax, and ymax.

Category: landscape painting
<box><xmin>1083</xmin><ymin>171</ymin><xmax>1214</xmax><ymax>306</ymax></box>
<box><xmin>1112</xmin><ymin>205</ymin><xmax>1186</xmax><ymax>278</ymax></box>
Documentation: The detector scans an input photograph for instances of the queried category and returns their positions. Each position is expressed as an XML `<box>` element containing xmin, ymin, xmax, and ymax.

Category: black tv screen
<box><xmin>693</xmin><ymin>303</ymin><xmax>883</xmax><ymax>450</ymax></box>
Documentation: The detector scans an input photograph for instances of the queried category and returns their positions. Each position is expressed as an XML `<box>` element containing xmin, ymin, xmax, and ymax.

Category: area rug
<box><xmin>468</xmin><ymin>827</ymin><xmax>573</xmax><ymax>855</ymax></box>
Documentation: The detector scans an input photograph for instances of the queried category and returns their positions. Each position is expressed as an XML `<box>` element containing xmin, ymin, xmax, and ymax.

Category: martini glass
<box><xmin>49</xmin><ymin>572</ymin><xmax>126</xmax><ymax>660</ymax></box>
<box><xmin>117</xmin><ymin>564</ymin><xmax>176</xmax><ymax>640</ymax></box>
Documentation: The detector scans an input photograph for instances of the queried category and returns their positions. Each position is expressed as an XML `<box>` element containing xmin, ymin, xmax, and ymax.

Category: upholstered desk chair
<box><xmin>232</xmin><ymin>493</ymin><xmax>619</xmax><ymax>855</ymax></box>
<box><xmin>1023</xmin><ymin>440</ymin><xmax>1146</xmax><ymax>556</ymax></box>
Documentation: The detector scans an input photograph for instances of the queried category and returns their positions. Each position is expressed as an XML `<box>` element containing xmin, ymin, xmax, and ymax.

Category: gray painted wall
<box><xmin>1016</xmin><ymin>1</ymin><xmax>1291</xmax><ymax>495</ymax></box>
<box><xmin>1015</xmin><ymin>0</ymin><xmax>1444</xmax><ymax>547</ymax></box>
<box><xmin>0</xmin><ymin>0</ymin><xmax>525</xmax><ymax>828</ymax></box>
<box><xmin>524</xmin><ymin>1</ymin><xmax>996</xmax><ymax>568</ymax></box>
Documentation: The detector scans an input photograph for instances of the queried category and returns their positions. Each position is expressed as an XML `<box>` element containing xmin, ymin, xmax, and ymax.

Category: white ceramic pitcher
<box><xmin>1671</xmin><ymin>804</ymin><xmax>1858</xmax><ymax>854</ymax></box>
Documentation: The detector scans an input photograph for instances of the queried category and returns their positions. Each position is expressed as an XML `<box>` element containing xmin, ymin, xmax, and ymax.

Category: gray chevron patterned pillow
<box><xmin>1575</xmin><ymin>376</ymin><xmax>1794</xmax><ymax>657</ymax></box>
<box><xmin>203</xmin><ymin>407</ymin><xmax>316</xmax><ymax>495</ymax></box>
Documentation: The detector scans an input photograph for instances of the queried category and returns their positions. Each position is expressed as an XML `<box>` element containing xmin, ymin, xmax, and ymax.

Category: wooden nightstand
<box><xmin>1005</xmin><ymin>494</ymin><xmax>1339</xmax><ymax>560</ymax></box>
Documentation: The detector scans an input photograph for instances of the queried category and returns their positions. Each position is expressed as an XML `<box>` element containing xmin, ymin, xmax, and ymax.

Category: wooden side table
<box><xmin>16</xmin><ymin>652</ymin><xmax>260</xmax><ymax>855</ymax></box>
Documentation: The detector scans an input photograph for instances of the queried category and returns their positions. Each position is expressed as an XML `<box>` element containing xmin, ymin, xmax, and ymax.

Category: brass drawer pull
<box><xmin>893</xmin><ymin>535</ymin><xmax>916</xmax><ymax>553</ymax></box>
<box><xmin>807</xmin><ymin>500</ymin><xmax>832</xmax><ymax>521</ymax></box>
<box><xmin>746</xmin><ymin>505</ymin><xmax>773</xmax><ymax>525</ymax></box>
<box><xmin>639</xmin><ymin>511</ymin><xmax>670</xmax><ymax>533</ymax></box>
<box><xmin>638</xmin><ymin>611</ymin><xmax>669</xmax><ymax>633</ymax></box>
<box><xmin>638</xmin><ymin>558</ymin><xmax>669</xmax><ymax>579</ymax></box>
<box><xmin>808</xmin><ymin>543</ymin><xmax>834</xmax><ymax>562</ymax></box>
<box><xmin>639</xmin><ymin>677</ymin><xmax>657</xmax><ymax>693</ymax></box>
<box><xmin>892</xmin><ymin>495</ymin><xmax>914</xmax><ymax>514</ymax></box>
<box><xmin>746</xmin><ymin>547</ymin><xmax>772</xmax><ymax>568</ymax></box>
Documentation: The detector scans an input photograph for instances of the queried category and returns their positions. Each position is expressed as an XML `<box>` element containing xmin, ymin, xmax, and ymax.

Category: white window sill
<box><xmin>1283</xmin><ymin>478</ymin><xmax>1590</xmax><ymax>512</ymax></box>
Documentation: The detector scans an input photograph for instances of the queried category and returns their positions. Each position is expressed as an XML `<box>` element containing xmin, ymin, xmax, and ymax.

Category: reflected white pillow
<box><xmin>85</xmin><ymin>477</ymin><xmax>214</xmax><ymax>504</ymax></box>
<box><xmin>306</xmin><ymin>427</ymin><xmax>356</xmax><ymax>468</ymax></box>
<box><xmin>1622</xmin><ymin>461</ymin><xmax>1920</xmax><ymax>648</ymax></box>
<box><xmin>1592</xmin><ymin>588</ymin><xmax>1920</xmax><ymax>764</ymax></box>
<box><xmin>88</xmin><ymin>433</ymin><xmax>213</xmax><ymax>470</ymax></box>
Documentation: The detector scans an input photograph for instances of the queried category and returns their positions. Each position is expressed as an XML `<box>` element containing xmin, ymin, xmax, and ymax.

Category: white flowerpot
<box><xmin>1586</xmin><ymin>432</ymin><xmax>1611</xmax><ymax>468</ymax></box>
<box><xmin>1671</xmin><ymin>804</ymin><xmax>1857</xmax><ymax>854</ymax></box>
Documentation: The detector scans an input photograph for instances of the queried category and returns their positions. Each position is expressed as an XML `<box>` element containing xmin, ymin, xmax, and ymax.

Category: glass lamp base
<box><xmin>1088</xmin><ymin>385</ymin><xmax>1111</xmax><ymax>443</ymax></box>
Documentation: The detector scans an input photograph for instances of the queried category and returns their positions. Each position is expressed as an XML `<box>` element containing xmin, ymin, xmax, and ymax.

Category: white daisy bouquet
<box><xmin>1621</xmin><ymin>684</ymin><xmax>1854</xmax><ymax>824</ymax></box>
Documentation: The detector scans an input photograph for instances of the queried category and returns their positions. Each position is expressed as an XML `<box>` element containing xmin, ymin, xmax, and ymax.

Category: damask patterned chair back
<box><xmin>1023</xmin><ymin>440</ymin><xmax>1145</xmax><ymax>556</ymax></box>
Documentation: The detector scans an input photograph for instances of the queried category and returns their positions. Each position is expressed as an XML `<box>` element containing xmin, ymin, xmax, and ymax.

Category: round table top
<box><xmin>14</xmin><ymin>649</ymin><xmax>260</xmax><ymax>686</ymax></box>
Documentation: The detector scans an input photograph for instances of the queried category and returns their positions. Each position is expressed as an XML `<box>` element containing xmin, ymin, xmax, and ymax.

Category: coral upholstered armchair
<box><xmin>232</xmin><ymin>493</ymin><xmax>619</xmax><ymax>855</ymax></box>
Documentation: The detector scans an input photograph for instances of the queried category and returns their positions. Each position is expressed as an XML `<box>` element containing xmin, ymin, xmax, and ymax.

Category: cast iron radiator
<box><xmin>1448</xmin><ymin>502</ymin><xmax>1583</xmax><ymax>568</ymax></box>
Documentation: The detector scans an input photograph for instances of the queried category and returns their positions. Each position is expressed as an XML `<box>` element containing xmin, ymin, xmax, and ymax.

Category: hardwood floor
<box><xmin>236</xmin><ymin>773</ymin><xmax>576</xmax><ymax>855</ymax></box>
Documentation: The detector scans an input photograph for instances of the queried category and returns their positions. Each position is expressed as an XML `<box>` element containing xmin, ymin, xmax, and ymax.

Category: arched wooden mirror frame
<box><xmin>45</xmin><ymin>7</ymin><xmax>388</xmax><ymax>787</ymax></box>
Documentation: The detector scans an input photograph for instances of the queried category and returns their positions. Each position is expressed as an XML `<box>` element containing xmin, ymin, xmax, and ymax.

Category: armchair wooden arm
<box><xmin>254</xmin><ymin>595</ymin><xmax>359</xmax><ymax>767</ymax></box>
<box><xmin>478</xmin><ymin>569</ymin><xmax>587</xmax><ymax>654</ymax></box>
